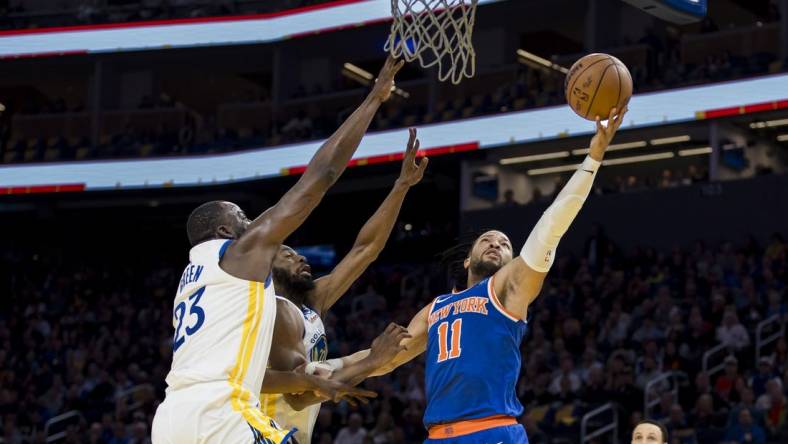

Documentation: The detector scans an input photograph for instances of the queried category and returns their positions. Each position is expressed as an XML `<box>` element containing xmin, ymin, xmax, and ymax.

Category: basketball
<box><xmin>565</xmin><ymin>53</ymin><xmax>633</xmax><ymax>121</ymax></box>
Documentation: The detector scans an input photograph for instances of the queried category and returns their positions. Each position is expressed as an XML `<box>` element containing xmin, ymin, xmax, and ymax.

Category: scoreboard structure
<box><xmin>621</xmin><ymin>0</ymin><xmax>707</xmax><ymax>24</ymax></box>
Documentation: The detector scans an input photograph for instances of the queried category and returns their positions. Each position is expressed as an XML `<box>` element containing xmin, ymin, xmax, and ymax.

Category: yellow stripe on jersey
<box><xmin>228</xmin><ymin>281</ymin><xmax>294</xmax><ymax>443</ymax></box>
<box><xmin>262</xmin><ymin>393</ymin><xmax>281</xmax><ymax>419</ymax></box>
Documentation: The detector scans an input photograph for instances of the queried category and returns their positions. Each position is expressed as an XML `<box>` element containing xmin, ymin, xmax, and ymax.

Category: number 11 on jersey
<box><xmin>436</xmin><ymin>319</ymin><xmax>462</xmax><ymax>362</ymax></box>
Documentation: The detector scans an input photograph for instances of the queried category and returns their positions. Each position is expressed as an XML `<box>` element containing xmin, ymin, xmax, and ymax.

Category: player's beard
<box><xmin>469</xmin><ymin>257</ymin><xmax>501</xmax><ymax>279</ymax></box>
<box><xmin>272</xmin><ymin>266</ymin><xmax>316</xmax><ymax>304</ymax></box>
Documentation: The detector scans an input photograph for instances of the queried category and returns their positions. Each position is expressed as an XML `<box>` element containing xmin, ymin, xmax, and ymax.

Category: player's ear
<box><xmin>216</xmin><ymin>224</ymin><xmax>235</xmax><ymax>239</ymax></box>
<box><xmin>463</xmin><ymin>257</ymin><xmax>470</xmax><ymax>270</ymax></box>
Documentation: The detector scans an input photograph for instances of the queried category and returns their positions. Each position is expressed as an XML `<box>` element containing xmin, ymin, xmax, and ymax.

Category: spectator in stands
<box><xmin>716</xmin><ymin>356</ymin><xmax>742</xmax><ymax>401</ymax></box>
<box><xmin>716</xmin><ymin>309</ymin><xmax>751</xmax><ymax>351</ymax></box>
<box><xmin>690</xmin><ymin>392</ymin><xmax>727</xmax><ymax>443</ymax></box>
<box><xmin>549</xmin><ymin>353</ymin><xmax>581</xmax><ymax>395</ymax></box>
<box><xmin>752</xmin><ymin>358</ymin><xmax>778</xmax><ymax>398</ymax></box>
<box><xmin>335</xmin><ymin>412</ymin><xmax>367</xmax><ymax>444</ymax></box>
<box><xmin>724</xmin><ymin>408</ymin><xmax>766</xmax><ymax>444</ymax></box>
<box><xmin>500</xmin><ymin>189</ymin><xmax>519</xmax><ymax>207</ymax></box>
<box><xmin>755</xmin><ymin>379</ymin><xmax>787</xmax><ymax>436</ymax></box>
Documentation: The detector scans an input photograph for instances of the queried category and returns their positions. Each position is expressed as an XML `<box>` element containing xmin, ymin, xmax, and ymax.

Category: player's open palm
<box><xmin>370</xmin><ymin>322</ymin><xmax>412</xmax><ymax>364</ymax></box>
<box><xmin>397</xmin><ymin>128</ymin><xmax>429</xmax><ymax>187</ymax></box>
<box><xmin>373</xmin><ymin>56</ymin><xmax>405</xmax><ymax>102</ymax></box>
<box><xmin>589</xmin><ymin>106</ymin><xmax>628</xmax><ymax>161</ymax></box>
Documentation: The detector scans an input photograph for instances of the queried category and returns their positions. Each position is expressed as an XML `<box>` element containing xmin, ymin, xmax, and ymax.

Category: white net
<box><xmin>384</xmin><ymin>0</ymin><xmax>478</xmax><ymax>85</ymax></box>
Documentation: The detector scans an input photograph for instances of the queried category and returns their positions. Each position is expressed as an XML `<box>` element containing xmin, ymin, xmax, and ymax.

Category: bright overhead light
<box><xmin>500</xmin><ymin>151</ymin><xmax>570</xmax><ymax>165</ymax></box>
<box><xmin>778</xmin><ymin>134</ymin><xmax>788</xmax><ymax>142</ymax></box>
<box><xmin>528</xmin><ymin>152</ymin><xmax>675</xmax><ymax>175</ymax></box>
<box><xmin>602</xmin><ymin>152</ymin><xmax>674</xmax><ymax>166</ymax></box>
<box><xmin>342</xmin><ymin>63</ymin><xmax>409</xmax><ymax>98</ymax></box>
<box><xmin>342</xmin><ymin>63</ymin><xmax>373</xmax><ymax>81</ymax></box>
<box><xmin>572</xmin><ymin>141</ymin><xmax>647</xmax><ymax>155</ymax></box>
<box><xmin>650</xmin><ymin>135</ymin><xmax>690</xmax><ymax>145</ymax></box>
<box><xmin>750</xmin><ymin>118</ymin><xmax>788</xmax><ymax>129</ymax></box>
<box><xmin>678</xmin><ymin>147</ymin><xmax>712</xmax><ymax>157</ymax></box>
<box><xmin>527</xmin><ymin>164</ymin><xmax>581</xmax><ymax>176</ymax></box>
<box><xmin>516</xmin><ymin>49</ymin><xmax>569</xmax><ymax>74</ymax></box>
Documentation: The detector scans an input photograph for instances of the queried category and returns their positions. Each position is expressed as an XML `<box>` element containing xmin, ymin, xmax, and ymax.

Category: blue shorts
<box><xmin>424</xmin><ymin>424</ymin><xmax>528</xmax><ymax>444</ymax></box>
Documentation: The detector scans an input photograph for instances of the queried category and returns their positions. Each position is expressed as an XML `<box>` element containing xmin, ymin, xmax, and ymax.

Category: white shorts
<box><xmin>153</xmin><ymin>384</ymin><xmax>296</xmax><ymax>444</ymax></box>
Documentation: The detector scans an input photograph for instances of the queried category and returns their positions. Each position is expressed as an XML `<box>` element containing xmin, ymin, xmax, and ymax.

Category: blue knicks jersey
<box><xmin>423</xmin><ymin>276</ymin><xmax>528</xmax><ymax>427</ymax></box>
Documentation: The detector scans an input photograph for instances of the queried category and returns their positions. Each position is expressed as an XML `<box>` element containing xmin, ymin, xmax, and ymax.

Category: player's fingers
<box><xmin>607</xmin><ymin>107</ymin><xmax>617</xmax><ymax>123</ymax></box>
<box><xmin>413</xmin><ymin>138</ymin><xmax>420</xmax><ymax>153</ymax></box>
<box><xmin>595</xmin><ymin>115</ymin><xmax>602</xmax><ymax>133</ymax></box>
<box><xmin>417</xmin><ymin>157</ymin><xmax>429</xmax><ymax>173</ymax></box>
<box><xmin>393</xmin><ymin>59</ymin><xmax>405</xmax><ymax>74</ymax></box>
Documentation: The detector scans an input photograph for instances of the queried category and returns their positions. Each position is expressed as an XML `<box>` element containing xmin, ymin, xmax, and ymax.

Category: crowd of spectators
<box><xmin>1</xmin><ymin>217</ymin><xmax>785</xmax><ymax>443</ymax></box>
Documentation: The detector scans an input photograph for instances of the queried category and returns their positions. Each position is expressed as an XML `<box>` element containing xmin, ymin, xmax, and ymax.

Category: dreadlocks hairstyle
<box><xmin>438</xmin><ymin>229</ymin><xmax>495</xmax><ymax>291</ymax></box>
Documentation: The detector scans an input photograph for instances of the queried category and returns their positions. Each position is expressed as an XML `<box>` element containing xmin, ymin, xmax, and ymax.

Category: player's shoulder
<box><xmin>275</xmin><ymin>297</ymin><xmax>304</xmax><ymax>332</ymax></box>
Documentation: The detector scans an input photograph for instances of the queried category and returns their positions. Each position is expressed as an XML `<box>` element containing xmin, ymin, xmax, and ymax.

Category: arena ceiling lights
<box><xmin>0</xmin><ymin>73</ymin><xmax>787</xmax><ymax>194</ymax></box>
<box><xmin>0</xmin><ymin>0</ymin><xmax>503</xmax><ymax>59</ymax></box>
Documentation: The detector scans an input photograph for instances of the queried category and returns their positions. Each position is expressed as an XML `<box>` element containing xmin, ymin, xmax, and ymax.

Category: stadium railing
<box><xmin>702</xmin><ymin>342</ymin><xmax>730</xmax><ymax>380</ymax></box>
<box><xmin>755</xmin><ymin>314</ymin><xmax>786</xmax><ymax>366</ymax></box>
<box><xmin>44</xmin><ymin>410</ymin><xmax>84</xmax><ymax>443</ymax></box>
<box><xmin>580</xmin><ymin>402</ymin><xmax>618</xmax><ymax>444</ymax></box>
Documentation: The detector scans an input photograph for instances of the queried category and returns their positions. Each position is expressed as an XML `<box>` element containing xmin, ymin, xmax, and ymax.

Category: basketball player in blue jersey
<box><xmin>260</xmin><ymin>128</ymin><xmax>427</xmax><ymax>443</ymax></box>
<box><xmin>362</xmin><ymin>106</ymin><xmax>628</xmax><ymax>443</ymax></box>
<box><xmin>153</xmin><ymin>57</ymin><xmax>405</xmax><ymax>444</ymax></box>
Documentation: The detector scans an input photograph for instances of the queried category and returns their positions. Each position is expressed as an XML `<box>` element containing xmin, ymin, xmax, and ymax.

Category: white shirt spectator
<box><xmin>335</xmin><ymin>414</ymin><xmax>368</xmax><ymax>444</ymax></box>
<box><xmin>716</xmin><ymin>311</ymin><xmax>750</xmax><ymax>350</ymax></box>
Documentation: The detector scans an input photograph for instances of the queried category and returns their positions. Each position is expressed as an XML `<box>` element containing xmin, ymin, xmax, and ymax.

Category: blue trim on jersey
<box><xmin>265</xmin><ymin>273</ymin><xmax>273</xmax><ymax>288</ymax></box>
<box><xmin>218</xmin><ymin>239</ymin><xmax>232</xmax><ymax>260</ymax></box>
<box><xmin>280</xmin><ymin>427</ymin><xmax>297</xmax><ymax>444</ymax></box>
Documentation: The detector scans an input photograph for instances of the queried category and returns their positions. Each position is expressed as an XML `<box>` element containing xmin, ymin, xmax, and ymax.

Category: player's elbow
<box><xmin>283</xmin><ymin>394</ymin><xmax>308</xmax><ymax>411</ymax></box>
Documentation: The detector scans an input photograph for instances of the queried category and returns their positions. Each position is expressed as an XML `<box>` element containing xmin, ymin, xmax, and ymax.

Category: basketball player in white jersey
<box><xmin>260</xmin><ymin>128</ymin><xmax>427</xmax><ymax>443</ymax></box>
<box><xmin>152</xmin><ymin>57</ymin><xmax>405</xmax><ymax>444</ymax></box>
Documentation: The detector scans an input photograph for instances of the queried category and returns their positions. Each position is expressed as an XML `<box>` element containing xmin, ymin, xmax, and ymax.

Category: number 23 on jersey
<box><xmin>436</xmin><ymin>319</ymin><xmax>462</xmax><ymax>362</ymax></box>
<box><xmin>173</xmin><ymin>286</ymin><xmax>206</xmax><ymax>352</ymax></box>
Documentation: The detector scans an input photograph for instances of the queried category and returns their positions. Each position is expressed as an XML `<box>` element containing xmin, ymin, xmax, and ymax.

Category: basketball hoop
<box><xmin>384</xmin><ymin>0</ymin><xmax>479</xmax><ymax>85</ymax></box>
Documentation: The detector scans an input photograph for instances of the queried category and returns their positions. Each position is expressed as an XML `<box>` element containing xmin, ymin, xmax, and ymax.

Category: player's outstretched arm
<box><xmin>282</xmin><ymin>323</ymin><xmax>411</xmax><ymax>411</ymax></box>
<box><xmin>260</xmin><ymin>300</ymin><xmax>377</xmax><ymax>404</ymax></box>
<box><xmin>223</xmin><ymin>58</ymin><xmax>404</xmax><ymax>280</ymax></box>
<box><xmin>369</xmin><ymin>302</ymin><xmax>430</xmax><ymax>376</ymax></box>
<box><xmin>310</xmin><ymin>128</ymin><xmax>428</xmax><ymax>314</ymax></box>
<box><xmin>493</xmin><ymin>107</ymin><xmax>627</xmax><ymax>319</ymax></box>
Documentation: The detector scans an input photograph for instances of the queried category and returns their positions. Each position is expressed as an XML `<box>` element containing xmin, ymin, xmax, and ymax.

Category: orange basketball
<box><xmin>565</xmin><ymin>53</ymin><xmax>632</xmax><ymax>121</ymax></box>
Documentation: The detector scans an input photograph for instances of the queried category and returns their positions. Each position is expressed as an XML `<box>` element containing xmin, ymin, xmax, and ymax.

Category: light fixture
<box><xmin>527</xmin><ymin>164</ymin><xmax>582</xmax><ymax>176</ymax></box>
<box><xmin>516</xmin><ymin>49</ymin><xmax>569</xmax><ymax>75</ymax></box>
<box><xmin>777</xmin><ymin>134</ymin><xmax>788</xmax><ymax>142</ymax></box>
<box><xmin>342</xmin><ymin>63</ymin><xmax>410</xmax><ymax>98</ymax></box>
<box><xmin>572</xmin><ymin>141</ymin><xmax>647</xmax><ymax>155</ymax></box>
<box><xmin>650</xmin><ymin>135</ymin><xmax>690</xmax><ymax>145</ymax></box>
<box><xmin>602</xmin><ymin>152</ymin><xmax>674</xmax><ymax>166</ymax></box>
<box><xmin>749</xmin><ymin>118</ymin><xmax>788</xmax><ymax>129</ymax></box>
<box><xmin>500</xmin><ymin>151</ymin><xmax>570</xmax><ymax>165</ymax></box>
<box><xmin>678</xmin><ymin>147</ymin><xmax>712</xmax><ymax>157</ymax></box>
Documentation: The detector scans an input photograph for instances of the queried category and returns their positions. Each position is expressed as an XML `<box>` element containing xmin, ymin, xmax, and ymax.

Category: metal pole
<box><xmin>90</xmin><ymin>59</ymin><xmax>103</xmax><ymax>148</ymax></box>
<box><xmin>780</xmin><ymin>0</ymin><xmax>788</xmax><ymax>61</ymax></box>
<box><xmin>709</xmin><ymin>121</ymin><xmax>720</xmax><ymax>181</ymax></box>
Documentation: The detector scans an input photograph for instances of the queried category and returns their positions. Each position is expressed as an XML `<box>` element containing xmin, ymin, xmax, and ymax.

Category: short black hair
<box><xmin>636</xmin><ymin>419</ymin><xmax>668</xmax><ymax>443</ymax></box>
<box><xmin>186</xmin><ymin>201</ymin><xmax>228</xmax><ymax>246</ymax></box>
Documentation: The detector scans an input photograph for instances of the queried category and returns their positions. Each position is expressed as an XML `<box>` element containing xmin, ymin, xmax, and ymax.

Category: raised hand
<box><xmin>371</xmin><ymin>56</ymin><xmax>405</xmax><ymax>103</ymax></box>
<box><xmin>589</xmin><ymin>106</ymin><xmax>628</xmax><ymax>161</ymax></box>
<box><xmin>397</xmin><ymin>128</ymin><xmax>429</xmax><ymax>187</ymax></box>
